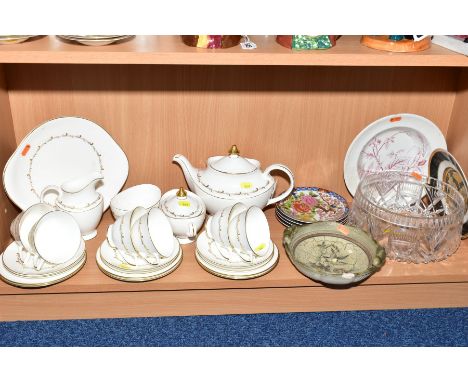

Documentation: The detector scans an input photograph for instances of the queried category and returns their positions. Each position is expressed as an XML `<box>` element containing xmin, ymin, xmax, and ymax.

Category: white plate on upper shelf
<box><xmin>344</xmin><ymin>113</ymin><xmax>447</xmax><ymax>196</ymax></box>
<box><xmin>3</xmin><ymin>116</ymin><xmax>129</xmax><ymax>211</ymax></box>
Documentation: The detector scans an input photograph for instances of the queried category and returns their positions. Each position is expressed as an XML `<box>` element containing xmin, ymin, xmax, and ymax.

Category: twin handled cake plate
<box><xmin>3</xmin><ymin>116</ymin><xmax>129</xmax><ymax>211</ymax></box>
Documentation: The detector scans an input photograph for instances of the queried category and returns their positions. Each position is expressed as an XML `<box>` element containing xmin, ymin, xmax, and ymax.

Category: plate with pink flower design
<box><xmin>276</xmin><ymin>187</ymin><xmax>349</xmax><ymax>225</ymax></box>
<box><xmin>344</xmin><ymin>114</ymin><xmax>447</xmax><ymax>196</ymax></box>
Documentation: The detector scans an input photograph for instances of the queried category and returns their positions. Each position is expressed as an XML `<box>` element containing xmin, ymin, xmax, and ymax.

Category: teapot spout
<box><xmin>173</xmin><ymin>154</ymin><xmax>198</xmax><ymax>191</ymax></box>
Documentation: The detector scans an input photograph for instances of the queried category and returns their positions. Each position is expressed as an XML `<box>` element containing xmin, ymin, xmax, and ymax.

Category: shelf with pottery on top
<box><xmin>0</xmin><ymin>43</ymin><xmax>467</xmax><ymax>321</ymax></box>
<box><xmin>1</xmin><ymin>127</ymin><xmax>468</xmax><ymax>321</ymax></box>
<box><xmin>0</xmin><ymin>35</ymin><xmax>467</xmax><ymax>66</ymax></box>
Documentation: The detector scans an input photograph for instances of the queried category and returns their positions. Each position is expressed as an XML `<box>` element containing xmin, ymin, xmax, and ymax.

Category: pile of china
<box><xmin>0</xmin><ymin>203</ymin><xmax>86</xmax><ymax>287</ymax></box>
<box><xmin>96</xmin><ymin>185</ymin><xmax>183</xmax><ymax>282</ymax></box>
<box><xmin>195</xmin><ymin>203</ymin><xmax>279</xmax><ymax>279</ymax></box>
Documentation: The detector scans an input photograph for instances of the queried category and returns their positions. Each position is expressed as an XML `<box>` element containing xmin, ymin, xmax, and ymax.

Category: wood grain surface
<box><xmin>1</xmin><ymin>282</ymin><xmax>467</xmax><ymax>321</ymax></box>
<box><xmin>447</xmin><ymin>68</ymin><xmax>468</xmax><ymax>174</ymax></box>
<box><xmin>0</xmin><ymin>36</ymin><xmax>466</xmax><ymax>66</ymax></box>
<box><xmin>6</xmin><ymin>64</ymin><xmax>458</xmax><ymax>199</ymax></box>
<box><xmin>0</xmin><ymin>65</ymin><xmax>19</xmax><ymax>250</ymax></box>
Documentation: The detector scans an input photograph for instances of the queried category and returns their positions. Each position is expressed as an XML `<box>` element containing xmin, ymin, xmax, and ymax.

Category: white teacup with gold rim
<box><xmin>234</xmin><ymin>206</ymin><xmax>271</xmax><ymax>257</ymax></box>
<box><xmin>108</xmin><ymin>207</ymin><xmax>147</xmax><ymax>265</ymax></box>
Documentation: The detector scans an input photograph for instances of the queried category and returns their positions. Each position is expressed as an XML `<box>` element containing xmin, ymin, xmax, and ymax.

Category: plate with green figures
<box><xmin>283</xmin><ymin>222</ymin><xmax>386</xmax><ymax>285</ymax></box>
<box><xmin>276</xmin><ymin>187</ymin><xmax>349</xmax><ymax>224</ymax></box>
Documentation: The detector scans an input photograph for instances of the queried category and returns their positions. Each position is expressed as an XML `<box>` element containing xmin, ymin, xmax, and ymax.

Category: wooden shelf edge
<box><xmin>1</xmin><ymin>282</ymin><xmax>467</xmax><ymax>321</ymax></box>
<box><xmin>0</xmin><ymin>36</ymin><xmax>466</xmax><ymax>66</ymax></box>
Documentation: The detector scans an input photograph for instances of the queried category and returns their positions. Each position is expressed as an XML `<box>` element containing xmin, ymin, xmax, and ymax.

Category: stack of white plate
<box><xmin>96</xmin><ymin>206</ymin><xmax>182</xmax><ymax>282</ymax></box>
<box><xmin>96</xmin><ymin>238</ymin><xmax>182</xmax><ymax>282</ymax></box>
<box><xmin>0</xmin><ymin>237</ymin><xmax>86</xmax><ymax>288</ymax></box>
<box><xmin>196</xmin><ymin>231</ymin><xmax>278</xmax><ymax>279</ymax></box>
<box><xmin>0</xmin><ymin>35</ymin><xmax>36</xmax><ymax>44</ymax></box>
<box><xmin>57</xmin><ymin>35</ymin><xmax>133</xmax><ymax>46</ymax></box>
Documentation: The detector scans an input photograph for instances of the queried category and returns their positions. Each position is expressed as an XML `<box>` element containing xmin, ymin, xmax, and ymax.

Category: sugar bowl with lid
<box><xmin>160</xmin><ymin>187</ymin><xmax>206</xmax><ymax>244</ymax></box>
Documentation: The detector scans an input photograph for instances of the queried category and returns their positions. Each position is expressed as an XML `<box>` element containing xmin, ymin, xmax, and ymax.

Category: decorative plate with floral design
<box><xmin>276</xmin><ymin>187</ymin><xmax>349</xmax><ymax>224</ymax></box>
<box><xmin>344</xmin><ymin>114</ymin><xmax>447</xmax><ymax>196</ymax></box>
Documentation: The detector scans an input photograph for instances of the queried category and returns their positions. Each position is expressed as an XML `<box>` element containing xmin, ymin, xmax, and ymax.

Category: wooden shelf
<box><xmin>1</xmin><ymin>208</ymin><xmax>467</xmax><ymax>320</ymax></box>
<box><xmin>0</xmin><ymin>35</ymin><xmax>467</xmax><ymax>66</ymax></box>
<box><xmin>0</xmin><ymin>42</ymin><xmax>467</xmax><ymax>321</ymax></box>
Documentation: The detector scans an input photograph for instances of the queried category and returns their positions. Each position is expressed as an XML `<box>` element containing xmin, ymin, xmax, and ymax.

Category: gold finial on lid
<box><xmin>229</xmin><ymin>145</ymin><xmax>240</xmax><ymax>156</ymax></box>
<box><xmin>176</xmin><ymin>187</ymin><xmax>187</xmax><ymax>198</ymax></box>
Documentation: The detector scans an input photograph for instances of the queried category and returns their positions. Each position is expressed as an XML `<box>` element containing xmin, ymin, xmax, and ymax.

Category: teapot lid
<box><xmin>209</xmin><ymin>145</ymin><xmax>258</xmax><ymax>174</ymax></box>
<box><xmin>161</xmin><ymin>187</ymin><xmax>205</xmax><ymax>218</ymax></box>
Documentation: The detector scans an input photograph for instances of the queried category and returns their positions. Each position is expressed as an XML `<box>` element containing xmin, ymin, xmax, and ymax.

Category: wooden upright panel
<box><xmin>6</xmin><ymin>65</ymin><xmax>457</xmax><ymax>198</ymax></box>
<box><xmin>0</xmin><ymin>65</ymin><xmax>18</xmax><ymax>248</ymax></box>
<box><xmin>447</xmin><ymin>68</ymin><xmax>468</xmax><ymax>173</ymax></box>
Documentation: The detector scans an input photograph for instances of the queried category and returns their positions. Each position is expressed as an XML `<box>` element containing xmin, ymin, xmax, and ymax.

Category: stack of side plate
<box><xmin>275</xmin><ymin>187</ymin><xmax>349</xmax><ymax>227</ymax></box>
<box><xmin>195</xmin><ymin>231</ymin><xmax>279</xmax><ymax>280</ymax></box>
<box><xmin>0</xmin><ymin>35</ymin><xmax>36</xmax><ymax>44</ymax></box>
<box><xmin>0</xmin><ymin>240</ymin><xmax>86</xmax><ymax>288</ymax></box>
<box><xmin>96</xmin><ymin>237</ymin><xmax>182</xmax><ymax>282</ymax></box>
<box><xmin>57</xmin><ymin>35</ymin><xmax>133</xmax><ymax>46</ymax></box>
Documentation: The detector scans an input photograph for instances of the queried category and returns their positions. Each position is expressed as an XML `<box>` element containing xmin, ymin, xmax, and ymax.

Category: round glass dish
<box><xmin>349</xmin><ymin>171</ymin><xmax>465</xmax><ymax>263</ymax></box>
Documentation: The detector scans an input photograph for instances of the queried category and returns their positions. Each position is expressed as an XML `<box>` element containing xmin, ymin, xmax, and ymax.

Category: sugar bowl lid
<box><xmin>160</xmin><ymin>187</ymin><xmax>205</xmax><ymax>218</ymax></box>
<box><xmin>209</xmin><ymin>145</ymin><xmax>259</xmax><ymax>174</ymax></box>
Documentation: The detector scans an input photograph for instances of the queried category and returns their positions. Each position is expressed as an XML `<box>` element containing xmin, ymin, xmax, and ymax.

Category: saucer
<box><xmin>96</xmin><ymin>239</ymin><xmax>182</xmax><ymax>282</ymax></box>
<box><xmin>99</xmin><ymin>238</ymin><xmax>181</xmax><ymax>274</ymax></box>
<box><xmin>195</xmin><ymin>246</ymin><xmax>278</xmax><ymax>280</ymax></box>
<box><xmin>0</xmin><ymin>242</ymin><xmax>86</xmax><ymax>288</ymax></box>
<box><xmin>2</xmin><ymin>240</ymin><xmax>86</xmax><ymax>279</ymax></box>
<box><xmin>195</xmin><ymin>231</ymin><xmax>278</xmax><ymax>279</ymax></box>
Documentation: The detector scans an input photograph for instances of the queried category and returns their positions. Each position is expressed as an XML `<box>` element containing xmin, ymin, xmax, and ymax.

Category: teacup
<box><xmin>130</xmin><ymin>211</ymin><xmax>162</xmax><ymax>264</ymax></box>
<box><xmin>28</xmin><ymin>210</ymin><xmax>82</xmax><ymax>266</ymax></box>
<box><xmin>109</xmin><ymin>207</ymin><xmax>148</xmax><ymax>263</ymax></box>
<box><xmin>10</xmin><ymin>203</ymin><xmax>55</xmax><ymax>258</ymax></box>
<box><xmin>146</xmin><ymin>207</ymin><xmax>175</xmax><ymax>258</ymax></box>
<box><xmin>232</xmin><ymin>206</ymin><xmax>271</xmax><ymax>257</ymax></box>
<box><xmin>110</xmin><ymin>184</ymin><xmax>161</xmax><ymax>219</ymax></box>
<box><xmin>206</xmin><ymin>203</ymin><xmax>247</xmax><ymax>247</ymax></box>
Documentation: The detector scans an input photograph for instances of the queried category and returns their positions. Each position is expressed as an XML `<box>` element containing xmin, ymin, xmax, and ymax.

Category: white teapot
<box><xmin>173</xmin><ymin>145</ymin><xmax>294</xmax><ymax>215</ymax></box>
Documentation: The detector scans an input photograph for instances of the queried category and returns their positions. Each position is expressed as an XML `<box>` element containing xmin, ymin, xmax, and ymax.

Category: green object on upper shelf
<box><xmin>389</xmin><ymin>35</ymin><xmax>404</xmax><ymax>41</ymax></box>
<box><xmin>292</xmin><ymin>35</ymin><xmax>333</xmax><ymax>50</ymax></box>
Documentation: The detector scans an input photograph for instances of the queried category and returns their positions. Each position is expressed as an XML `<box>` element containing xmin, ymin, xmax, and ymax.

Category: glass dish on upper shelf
<box><xmin>349</xmin><ymin>171</ymin><xmax>465</xmax><ymax>264</ymax></box>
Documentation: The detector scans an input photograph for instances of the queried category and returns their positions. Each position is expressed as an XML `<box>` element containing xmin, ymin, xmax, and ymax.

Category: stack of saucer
<box><xmin>96</xmin><ymin>206</ymin><xmax>182</xmax><ymax>282</ymax></box>
<box><xmin>57</xmin><ymin>35</ymin><xmax>133</xmax><ymax>46</ymax></box>
<box><xmin>196</xmin><ymin>203</ymin><xmax>278</xmax><ymax>279</ymax></box>
<box><xmin>0</xmin><ymin>204</ymin><xmax>85</xmax><ymax>287</ymax></box>
<box><xmin>0</xmin><ymin>35</ymin><xmax>36</xmax><ymax>44</ymax></box>
<box><xmin>275</xmin><ymin>187</ymin><xmax>349</xmax><ymax>227</ymax></box>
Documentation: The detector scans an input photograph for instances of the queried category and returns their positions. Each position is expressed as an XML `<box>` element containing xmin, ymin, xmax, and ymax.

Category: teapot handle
<box><xmin>40</xmin><ymin>185</ymin><xmax>62</xmax><ymax>206</ymax></box>
<box><xmin>263</xmin><ymin>164</ymin><xmax>295</xmax><ymax>207</ymax></box>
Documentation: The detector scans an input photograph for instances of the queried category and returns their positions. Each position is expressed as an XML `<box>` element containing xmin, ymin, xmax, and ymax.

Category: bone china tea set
<box><xmin>1</xmin><ymin>114</ymin><xmax>467</xmax><ymax>288</ymax></box>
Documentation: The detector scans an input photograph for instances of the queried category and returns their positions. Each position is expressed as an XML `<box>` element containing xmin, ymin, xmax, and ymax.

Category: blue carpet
<box><xmin>0</xmin><ymin>308</ymin><xmax>466</xmax><ymax>346</ymax></box>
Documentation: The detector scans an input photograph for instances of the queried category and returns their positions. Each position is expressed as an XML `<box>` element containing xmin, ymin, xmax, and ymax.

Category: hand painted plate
<box><xmin>344</xmin><ymin>114</ymin><xmax>447</xmax><ymax>196</ymax></box>
<box><xmin>3</xmin><ymin>116</ymin><xmax>129</xmax><ymax>211</ymax></box>
<box><xmin>429</xmin><ymin>149</ymin><xmax>468</xmax><ymax>238</ymax></box>
<box><xmin>276</xmin><ymin>187</ymin><xmax>349</xmax><ymax>223</ymax></box>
